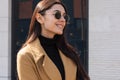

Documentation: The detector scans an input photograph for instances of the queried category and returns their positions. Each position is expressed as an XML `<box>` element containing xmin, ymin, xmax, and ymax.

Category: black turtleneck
<box><xmin>38</xmin><ymin>35</ymin><xmax>65</xmax><ymax>80</ymax></box>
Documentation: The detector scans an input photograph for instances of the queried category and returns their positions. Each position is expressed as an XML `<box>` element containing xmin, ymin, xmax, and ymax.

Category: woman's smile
<box><xmin>56</xmin><ymin>23</ymin><xmax>64</xmax><ymax>30</ymax></box>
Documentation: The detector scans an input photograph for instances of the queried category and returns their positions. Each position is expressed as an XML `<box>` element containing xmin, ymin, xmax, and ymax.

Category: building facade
<box><xmin>89</xmin><ymin>0</ymin><xmax>120</xmax><ymax>80</ymax></box>
<box><xmin>0</xmin><ymin>0</ymin><xmax>11</xmax><ymax>80</ymax></box>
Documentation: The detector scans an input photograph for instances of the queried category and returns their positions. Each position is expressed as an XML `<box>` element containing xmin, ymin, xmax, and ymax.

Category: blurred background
<box><xmin>0</xmin><ymin>0</ymin><xmax>120</xmax><ymax>80</ymax></box>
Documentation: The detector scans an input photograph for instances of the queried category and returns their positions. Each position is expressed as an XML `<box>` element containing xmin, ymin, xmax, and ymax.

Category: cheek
<box><xmin>45</xmin><ymin>16</ymin><xmax>54</xmax><ymax>23</ymax></box>
<box><xmin>43</xmin><ymin>22</ymin><xmax>55</xmax><ymax>32</ymax></box>
<box><xmin>45</xmin><ymin>21</ymin><xmax>55</xmax><ymax>28</ymax></box>
<box><xmin>45</xmin><ymin>18</ymin><xmax>56</xmax><ymax>27</ymax></box>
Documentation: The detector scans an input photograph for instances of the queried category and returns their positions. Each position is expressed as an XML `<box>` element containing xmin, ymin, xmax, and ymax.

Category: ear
<box><xmin>35</xmin><ymin>13</ymin><xmax>44</xmax><ymax>24</ymax></box>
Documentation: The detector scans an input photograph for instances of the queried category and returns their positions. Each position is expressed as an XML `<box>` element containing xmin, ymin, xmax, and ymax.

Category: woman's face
<box><xmin>40</xmin><ymin>4</ymin><xmax>67</xmax><ymax>38</ymax></box>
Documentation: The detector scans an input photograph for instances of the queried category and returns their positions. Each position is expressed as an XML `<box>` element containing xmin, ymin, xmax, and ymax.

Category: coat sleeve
<box><xmin>17</xmin><ymin>51</ymin><xmax>41</xmax><ymax>80</ymax></box>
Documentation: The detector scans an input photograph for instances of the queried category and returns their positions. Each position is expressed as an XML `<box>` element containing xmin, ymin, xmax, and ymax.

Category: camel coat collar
<box><xmin>28</xmin><ymin>38</ymin><xmax>77</xmax><ymax>80</ymax></box>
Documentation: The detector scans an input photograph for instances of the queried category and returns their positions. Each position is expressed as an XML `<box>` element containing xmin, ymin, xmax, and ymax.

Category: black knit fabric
<box><xmin>38</xmin><ymin>35</ymin><xmax>65</xmax><ymax>80</ymax></box>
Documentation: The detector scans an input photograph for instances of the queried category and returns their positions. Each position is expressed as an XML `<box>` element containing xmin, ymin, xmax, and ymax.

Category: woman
<box><xmin>17</xmin><ymin>0</ymin><xmax>90</xmax><ymax>80</ymax></box>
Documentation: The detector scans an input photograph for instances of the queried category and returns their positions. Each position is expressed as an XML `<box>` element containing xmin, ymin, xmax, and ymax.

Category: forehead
<box><xmin>46</xmin><ymin>4</ymin><xmax>66</xmax><ymax>13</ymax></box>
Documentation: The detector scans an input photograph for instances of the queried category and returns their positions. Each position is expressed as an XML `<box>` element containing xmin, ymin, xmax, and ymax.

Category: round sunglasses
<box><xmin>45</xmin><ymin>10</ymin><xmax>70</xmax><ymax>23</ymax></box>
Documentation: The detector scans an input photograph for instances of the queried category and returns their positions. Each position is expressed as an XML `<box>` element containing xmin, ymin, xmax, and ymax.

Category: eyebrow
<box><xmin>53</xmin><ymin>10</ymin><xmax>66</xmax><ymax>14</ymax></box>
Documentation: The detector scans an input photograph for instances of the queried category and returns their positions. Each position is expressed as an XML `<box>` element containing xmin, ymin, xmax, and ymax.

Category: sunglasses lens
<box><xmin>55</xmin><ymin>12</ymin><xmax>61</xmax><ymax>19</ymax></box>
<box><xmin>54</xmin><ymin>11</ymin><xmax>70</xmax><ymax>22</ymax></box>
<box><xmin>64</xmin><ymin>15</ymin><xmax>69</xmax><ymax>21</ymax></box>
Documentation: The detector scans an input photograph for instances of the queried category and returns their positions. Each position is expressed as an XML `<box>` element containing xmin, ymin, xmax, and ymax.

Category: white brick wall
<box><xmin>89</xmin><ymin>0</ymin><xmax>120</xmax><ymax>80</ymax></box>
<box><xmin>0</xmin><ymin>0</ymin><xmax>11</xmax><ymax>80</ymax></box>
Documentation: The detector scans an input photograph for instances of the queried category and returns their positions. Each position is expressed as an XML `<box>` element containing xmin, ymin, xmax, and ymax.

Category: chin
<box><xmin>57</xmin><ymin>32</ymin><xmax>63</xmax><ymax>35</ymax></box>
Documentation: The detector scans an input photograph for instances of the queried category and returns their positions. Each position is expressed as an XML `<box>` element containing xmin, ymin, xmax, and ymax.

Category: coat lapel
<box><xmin>28</xmin><ymin>38</ymin><xmax>77</xmax><ymax>80</ymax></box>
<box><xmin>28</xmin><ymin>38</ymin><xmax>62</xmax><ymax>80</ymax></box>
<box><xmin>43</xmin><ymin>52</ymin><xmax>62</xmax><ymax>80</ymax></box>
<box><xmin>59</xmin><ymin>50</ymin><xmax>77</xmax><ymax>80</ymax></box>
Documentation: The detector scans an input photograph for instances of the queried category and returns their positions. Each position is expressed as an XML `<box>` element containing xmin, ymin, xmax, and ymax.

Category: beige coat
<box><xmin>17</xmin><ymin>38</ymin><xmax>77</xmax><ymax>80</ymax></box>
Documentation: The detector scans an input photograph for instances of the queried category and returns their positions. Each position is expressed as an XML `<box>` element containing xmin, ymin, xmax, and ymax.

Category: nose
<box><xmin>60</xmin><ymin>16</ymin><xmax>70</xmax><ymax>24</ymax></box>
<box><xmin>60</xmin><ymin>16</ymin><xmax>66</xmax><ymax>22</ymax></box>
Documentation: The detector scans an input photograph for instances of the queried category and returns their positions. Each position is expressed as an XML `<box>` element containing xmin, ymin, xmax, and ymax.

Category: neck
<box><xmin>41</xmin><ymin>31</ymin><xmax>55</xmax><ymax>39</ymax></box>
<box><xmin>41</xmin><ymin>34</ymin><xmax>54</xmax><ymax>39</ymax></box>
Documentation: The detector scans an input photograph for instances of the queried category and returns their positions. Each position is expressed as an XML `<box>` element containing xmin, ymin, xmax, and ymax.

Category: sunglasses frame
<box><xmin>53</xmin><ymin>11</ymin><xmax>70</xmax><ymax>23</ymax></box>
<box><xmin>40</xmin><ymin>10</ymin><xmax>70</xmax><ymax>24</ymax></box>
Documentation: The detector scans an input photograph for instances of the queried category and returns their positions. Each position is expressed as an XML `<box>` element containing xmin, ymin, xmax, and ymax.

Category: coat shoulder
<box><xmin>17</xmin><ymin>41</ymin><xmax>45</xmax><ymax>64</ymax></box>
<box><xmin>17</xmin><ymin>45</ymin><xmax>32</xmax><ymax>57</ymax></box>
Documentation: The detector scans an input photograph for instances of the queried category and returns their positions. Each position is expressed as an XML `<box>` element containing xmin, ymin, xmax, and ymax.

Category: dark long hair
<box><xmin>23</xmin><ymin>0</ymin><xmax>90</xmax><ymax>80</ymax></box>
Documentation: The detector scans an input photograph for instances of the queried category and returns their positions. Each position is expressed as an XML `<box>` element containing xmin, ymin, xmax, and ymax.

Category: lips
<box><xmin>56</xmin><ymin>24</ymin><xmax>64</xmax><ymax>30</ymax></box>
